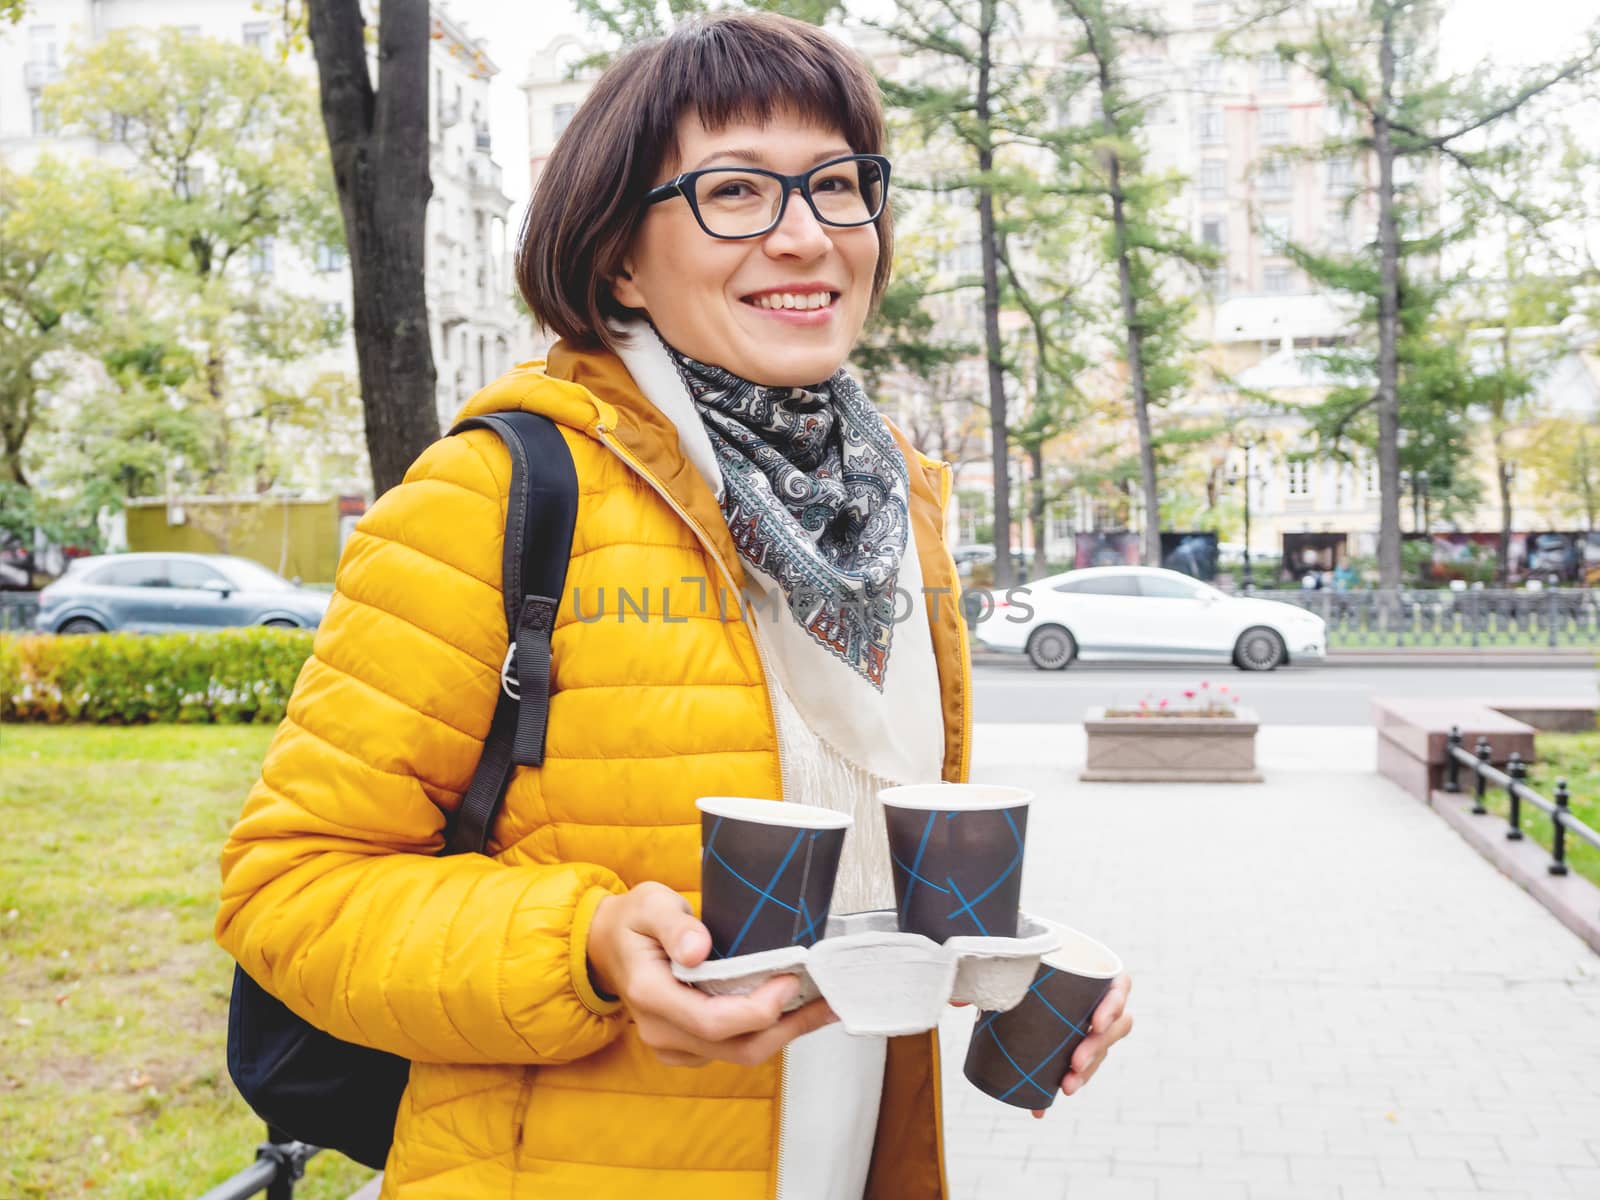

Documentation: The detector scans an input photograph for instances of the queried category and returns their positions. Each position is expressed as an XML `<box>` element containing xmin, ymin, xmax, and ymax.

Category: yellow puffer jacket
<box><xmin>216</xmin><ymin>342</ymin><xmax>972</xmax><ymax>1198</ymax></box>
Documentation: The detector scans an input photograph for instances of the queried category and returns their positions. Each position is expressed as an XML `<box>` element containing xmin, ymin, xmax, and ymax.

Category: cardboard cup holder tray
<box><xmin>672</xmin><ymin>910</ymin><xmax>1060</xmax><ymax>1037</ymax></box>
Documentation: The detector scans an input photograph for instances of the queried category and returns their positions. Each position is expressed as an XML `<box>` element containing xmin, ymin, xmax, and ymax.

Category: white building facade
<box><xmin>0</xmin><ymin>0</ymin><xmax>527</xmax><ymax>444</ymax></box>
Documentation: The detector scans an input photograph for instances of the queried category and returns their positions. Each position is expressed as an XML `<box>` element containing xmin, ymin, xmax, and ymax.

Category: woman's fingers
<box><xmin>1064</xmin><ymin>1010</ymin><xmax>1134</xmax><ymax>1094</ymax></box>
<box><xmin>640</xmin><ymin>996</ymin><xmax>837</xmax><ymax>1067</ymax></box>
<box><xmin>631</xmin><ymin>966</ymin><xmax>802</xmax><ymax>1044</ymax></box>
<box><xmin>1091</xmin><ymin>972</ymin><xmax>1132</xmax><ymax>1031</ymax></box>
<box><xmin>627</xmin><ymin>882</ymin><xmax>711</xmax><ymax>968</ymax></box>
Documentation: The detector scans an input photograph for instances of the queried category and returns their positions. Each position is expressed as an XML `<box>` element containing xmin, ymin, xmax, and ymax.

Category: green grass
<box><xmin>1476</xmin><ymin>731</ymin><xmax>1600</xmax><ymax>888</ymax></box>
<box><xmin>1328</xmin><ymin>627</ymin><xmax>1600</xmax><ymax>650</ymax></box>
<box><xmin>0</xmin><ymin>725</ymin><xmax>376</xmax><ymax>1200</ymax></box>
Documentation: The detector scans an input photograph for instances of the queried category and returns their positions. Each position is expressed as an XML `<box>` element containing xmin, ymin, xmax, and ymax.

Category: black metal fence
<box><xmin>194</xmin><ymin>1128</ymin><xmax>320</xmax><ymax>1200</ymax></box>
<box><xmin>1275</xmin><ymin>587</ymin><xmax>1599</xmax><ymax>650</ymax></box>
<box><xmin>1444</xmin><ymin>727</ymin><xmax>1600</xmax><ymax>876</ymax></box>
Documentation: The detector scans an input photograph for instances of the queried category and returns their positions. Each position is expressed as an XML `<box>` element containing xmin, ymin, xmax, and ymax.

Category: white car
<box><xmin>975</xmin><ymin>565</ymin><xmax>1326</xmax><ymax>671</ymax></box>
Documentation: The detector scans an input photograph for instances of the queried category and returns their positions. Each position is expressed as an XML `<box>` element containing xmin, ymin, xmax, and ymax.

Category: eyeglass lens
<box><xmin>691</xmin><ymin>157</ymin><xmax>884</xmax><ymax>238</ymax></box>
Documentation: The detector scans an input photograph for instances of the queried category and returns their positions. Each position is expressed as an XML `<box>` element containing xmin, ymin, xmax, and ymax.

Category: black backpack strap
<box><xmin>444</xmin><ymin>412</ymin><xmax>578</xmax><ymax>856</ymax></box>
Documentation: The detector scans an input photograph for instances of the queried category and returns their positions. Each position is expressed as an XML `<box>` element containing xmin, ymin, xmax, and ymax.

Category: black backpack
<box><xmin>226</xmin><ymin>412</ymin><xmax>579</xmax><ymax>1169</ymax></box>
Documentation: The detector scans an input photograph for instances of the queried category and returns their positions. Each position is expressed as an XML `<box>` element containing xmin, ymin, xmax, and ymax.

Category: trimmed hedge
<box><xmin>1</xmin><ymin>627</ymin><xmax>313</xmax><ymax>724</ymax></box>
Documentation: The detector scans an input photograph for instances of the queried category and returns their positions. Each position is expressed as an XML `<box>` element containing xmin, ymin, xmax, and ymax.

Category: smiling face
<box><xmin>611</xmin><ymin>109</ymin><xmax>881</xmax><ymax>387</ymax></box>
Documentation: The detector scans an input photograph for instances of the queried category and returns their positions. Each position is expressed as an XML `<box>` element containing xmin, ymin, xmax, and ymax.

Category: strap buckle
<box><xmin>500</xmin><ymin>642</ymin><xmax>520</xmax><ymax>700</ymax></box>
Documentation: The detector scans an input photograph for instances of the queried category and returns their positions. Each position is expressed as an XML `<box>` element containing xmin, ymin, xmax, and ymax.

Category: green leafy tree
<box><xmin>869</xmin><ymin>0</ymin><xmax>1058</xmax><ymax>587</ymax></box>
<box><xmin>37</xmin><ymin>27</ymin><xmax>350</xmax><ymax>504</ymax></box>
<box><xmin>0</xmin><ymin>159</ymin><xmax>118</xmax><ymax>486</ymax></box>
<box><xmin>1049</xmin><ymin>0</ymin><xmax>1219</xmax><ymax>565</ymax></box>
<box><xmin>1239</xmin><ymin>0</ymin><xmax>1600</xmax><ymax>590</ymax></box>
<box><xmin>1523</xmin><ymin>415</ymin><xmax>1599</xmax><ymax>532</ymax></box>
<box><xmin>853</xmin><ymin>262</ymin><xmax>984</xmax><ymax>478</ymax></box>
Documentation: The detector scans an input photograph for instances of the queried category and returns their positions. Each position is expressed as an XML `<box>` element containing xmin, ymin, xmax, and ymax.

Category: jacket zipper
<box><xmin>592</xmin><ymin>424</ymin><xmax>798</xmax><ymax>1200</ymax></box>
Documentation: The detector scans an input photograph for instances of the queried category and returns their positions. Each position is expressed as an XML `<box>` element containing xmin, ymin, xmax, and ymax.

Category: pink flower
<box><xmin>1183</xmin><ymin>690</ymin><xmax>1195</xmax><ymax>699</ymax></box>
<box><xmin>1201</xmin><ymin>681</ymin><xmax>1210</xmax><ymax>689</ymax></box>
<box><xmin>1158</xmin><ymin>698</ymin><xmax>1169</xmax><ymax>708</ymax></box>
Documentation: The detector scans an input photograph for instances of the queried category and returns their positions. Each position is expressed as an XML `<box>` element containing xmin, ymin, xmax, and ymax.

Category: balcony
<box><xmin>438</xmin><ymin>101</ymin><xmax>461</xmax><ymax>130</ymax></box>
<box><xmin>466</xmin><ymin>159</ymin><xmax>505</xmax><ymax>205</ymax></box>
<box><xmin>24</xmin><ymin>61</ymin><xmax>62</xmax><ymax>90</ymax></box>
<box><xmin>474</xmin><ymin>126</ymin><xmax>491</xmax><ymax>152</ymax></box>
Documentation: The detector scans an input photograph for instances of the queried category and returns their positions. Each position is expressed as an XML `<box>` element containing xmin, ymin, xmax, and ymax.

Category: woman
<box><xmin>217</xmin><ymin>13</ymin><xmax>1131</xmax><ymax>1198</ymax></box>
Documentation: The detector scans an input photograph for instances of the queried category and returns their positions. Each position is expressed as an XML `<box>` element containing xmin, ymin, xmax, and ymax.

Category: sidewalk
<box><xmin>939</xmin><ymin>723</ymin><xmax>1600</xmax><ymax>1199</ymax></box>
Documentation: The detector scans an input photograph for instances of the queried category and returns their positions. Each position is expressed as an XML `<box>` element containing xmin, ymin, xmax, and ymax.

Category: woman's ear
<box><xmin>612</xmin><ymin>262</ymin><xmax>646</xmax><ymax>310</ymax></box>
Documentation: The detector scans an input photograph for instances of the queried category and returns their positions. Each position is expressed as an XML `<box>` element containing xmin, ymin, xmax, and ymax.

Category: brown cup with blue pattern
<box><xmin>879</xmin><ymin>784</ymin><xmax>1032</xmax><ymax>943</ymax></box>
<box><xmin>963</xmin><ymin>924</ymin><xmax>1123</xmax><ymax>1109</ymax></box>
<box><xmin>696</xmin><ymin>797</ymin><xmax>852</xmax><ymax>960</ymax></box>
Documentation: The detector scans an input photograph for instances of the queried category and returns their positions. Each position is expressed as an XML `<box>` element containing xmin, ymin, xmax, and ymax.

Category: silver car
<box><xmin>33</xmin><ymin>553</ymin><xmax>330</xmax><ymax>634</ymax></box>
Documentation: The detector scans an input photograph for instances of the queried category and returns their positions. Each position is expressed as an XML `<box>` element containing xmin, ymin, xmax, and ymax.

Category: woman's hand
<box><xmin>587</xmin><ymin>881</ymin><xmax>837</xmax><ymax>1068</ymax></box>
<box><xmin>1030</xmin><ymin>971</ymin><xmax>1133</xmax><ymax>1119</ymax></box>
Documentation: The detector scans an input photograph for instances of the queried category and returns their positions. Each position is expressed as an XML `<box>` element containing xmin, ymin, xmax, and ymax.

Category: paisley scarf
<box><xmin>661</xmin><ymin>335</ymin><xmax>911</xmax><ymax>690</ymax></box>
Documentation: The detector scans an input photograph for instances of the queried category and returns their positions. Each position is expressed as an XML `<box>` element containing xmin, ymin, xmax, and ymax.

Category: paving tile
<box><xmin>938</xmin><ymin>728</ymin><xmax>1600</xmax><ymax>1200</ymax></box>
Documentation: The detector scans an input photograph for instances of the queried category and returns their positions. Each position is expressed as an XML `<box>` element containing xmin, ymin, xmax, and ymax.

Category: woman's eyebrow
<box><xmin>685</xmin><ymin>146</ymin><xmax>857</xmax><ymax>171</ymax></box>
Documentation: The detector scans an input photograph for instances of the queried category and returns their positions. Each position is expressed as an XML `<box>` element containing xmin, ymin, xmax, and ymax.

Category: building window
<box><xmin>1286</xmin><ymin>459</ymin><xmax>1311</xmax><ymax>497</ymax></box>
<box><xmin>1200</xmin><ymin>159</ymin><xmax>1226</xmax><ymax>201</ymax></box>
<box><xmin>1260</xmin><ymin>105</ymin><xmax>1289</xmax><ymax>144</ymax></box>
<box><xmin>1327</xmin><ymin>205</ymin><xmax>1353</xmax><ymax>252</ymax></box>
<box><xmin>1201</xmin><ymin>218</ymin><xmax>1225</xmax><ymax>248</ymax></box>
<box><xmin>1264</xmin><ymin>265</ymin><xmax>1293</xmax><ymax>294</ymax></box>
<box><xmin>552</xmin><ymin>102</ymin><xmax>577</xmax><ymax>139</ymax></box>
<box><xmin>1258</xmin><ymin>54</ymin><xmax>1289</xmax><ymax>88</ymax></box>
<box><xmin>1260</xmin><ymin>213</ymin><xmax>1291</xmax><ymax>249</ymax></box>
<box><xmin>315</xmin><ymin>243</ymin><xmax>346</xmax><ymax>272</ymax></box>
<box><xmin>1259</xmin><ymin>157</ymin><xmax>1292</xmax><ymax>200</ymax></box>
<box><xmin>30</xmin><ymin>92</ymin><xmax>47</xmax><ymax>135</ymax></box>
<box><xmin>249</xmin><ymin>237</ymin><xmax>276</xmax><ymax>276</ymax></box>
<box><xmin>1195</xmin><ymin>55</ymin><xmax>1223</xmax><ymax>92</ymax></box>
<box><xmin>242</xmin><ymin>21</ymin><xmax>270</xmax><ymax>51</ymax></box>
<box><xmin>178</xmin><ymin>25</ymin><xmax>202</xmax><ymax>39</ymax></box>
<box><xmin>1194</xmin><ymin>1</ymin><xmax>1223</xmax><ymax>27</ymax></box>
<box><xmin>1198</xmin><ymin>105</ymin><xmax>1223</xmax><ymax>145</ymax></box>
<box><xmin>29</xmin><ymin>23</ymin><xmax>58</xmax><ymax>65</ymax></box>
<box><xmin>1328</xmin><ymin>155</ymin><xmax>1357</xmax><ymax>196</ymax></box>
<box><xmin>1364</xmin><ymin>457</ymin><xmax>1380</xmax><ymax>496</ymax></box>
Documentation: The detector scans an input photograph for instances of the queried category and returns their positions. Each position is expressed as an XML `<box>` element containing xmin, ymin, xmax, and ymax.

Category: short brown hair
<box><xmin>517</xmin><ymin>12</ymin><xmax>893</xmax><ymax>351</ymax></box>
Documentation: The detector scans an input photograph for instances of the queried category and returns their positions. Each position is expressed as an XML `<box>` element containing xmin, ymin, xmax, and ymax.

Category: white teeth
<box><xmin>751</xmin><ymin>291</ymin><xmax>835</xmax><ymax>310</ymax></box>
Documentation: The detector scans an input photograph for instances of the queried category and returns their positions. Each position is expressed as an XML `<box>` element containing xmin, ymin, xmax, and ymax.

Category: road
<box><xmin>971</xmin><ymin>657</ymin><xmax>1598</xmax><ymax>725</ymax></box>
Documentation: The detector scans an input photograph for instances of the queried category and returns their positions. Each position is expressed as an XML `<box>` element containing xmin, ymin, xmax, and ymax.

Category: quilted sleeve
<box><xmin>215</xmin><ymin>430</ymin><xmax>628</xmax><ymax>1066</ymax></box>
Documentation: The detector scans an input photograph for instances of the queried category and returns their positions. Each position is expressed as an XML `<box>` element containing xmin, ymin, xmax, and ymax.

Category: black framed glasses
<box><xmin>644</xmin><ymin>153</ymin><xmax>891</xmax><ymax>241</ymax></box>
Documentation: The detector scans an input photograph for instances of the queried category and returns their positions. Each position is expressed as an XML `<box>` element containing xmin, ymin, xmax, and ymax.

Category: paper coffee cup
<box><xmin>697</xmin><ymin>797</ymin><xmax>851</xmax><ymax>960</ymax></box>
<box><xmin>963</xmin><ymin>924</ymin><xmax>1123</xmax><ymax>1109</ymax></box>
<box><xmin>879</xmin><ymin>784</ymin><xmax>1031</xmax><ymax>943</ymax></box>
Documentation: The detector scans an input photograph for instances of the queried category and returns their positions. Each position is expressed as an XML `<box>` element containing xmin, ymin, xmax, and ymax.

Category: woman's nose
<box><xmin>763</xmin><ymin>187</ymin><xmax>831</xmax><ymax>258</ymax></box>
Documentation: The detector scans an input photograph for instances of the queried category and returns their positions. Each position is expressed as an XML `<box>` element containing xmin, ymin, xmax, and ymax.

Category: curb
<box><xmin>1428</xmin><ymin>788</ymin><xmax>1600</xmax><ymax>956</ymax></box>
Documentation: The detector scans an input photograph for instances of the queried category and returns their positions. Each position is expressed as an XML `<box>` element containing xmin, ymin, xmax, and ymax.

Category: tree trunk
<box><xmin>0</xmin><ymin>382</ymin><xmax>33</xmax><ymax>487</ymax></box>
<box><xmin>307</xmin><ymin>0</ymin><xmax>438</xmax><ymax>498</ymax></box>
<box><xmin>1373</xmin><ymin>4</ymin><xmax>1402</xmax><ymax>593</ymax></box>
<box><xmin>975</xmin><ymin>0</ymin><xmax>1012</xmax><ymax>588</ymax></box>
<box><xmin>1028</xmin><ymin>440</ymin><xmax>1046</xmax><ymax>575</ymax></box>
<box><xmin>1087</xmin><ymin>19</ymin><xmax>1160</xmax><ymax>566</ymax></box>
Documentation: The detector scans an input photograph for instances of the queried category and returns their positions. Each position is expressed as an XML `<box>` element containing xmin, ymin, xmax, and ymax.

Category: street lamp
<box><xmin>1226</xmin><ymin>434</ymin><xmax>1264</xmax><ymax>591</ymax></box>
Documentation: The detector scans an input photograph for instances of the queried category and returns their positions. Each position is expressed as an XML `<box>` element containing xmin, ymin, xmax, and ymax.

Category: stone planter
<box><xmin>1080</xmin><ymin>706</ymin><xmax>1262</xmax><ymax>783</ymax></box>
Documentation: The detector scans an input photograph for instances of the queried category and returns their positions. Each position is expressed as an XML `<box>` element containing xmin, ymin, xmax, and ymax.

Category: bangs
<box><xmin>644</xmin><ymin>19</ymin><xmax>884</xmax><ymax>172</ymax></box>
